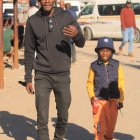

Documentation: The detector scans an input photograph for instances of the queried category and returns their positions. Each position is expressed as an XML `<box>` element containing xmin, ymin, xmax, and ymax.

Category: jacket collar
<box><xmin>97</xmin><ymin>58</ymin><xmax>116</xmax><ymax>66</ymax></box>
<box><xmin>36</xmin><ymin>7</ymin><xmax>64</xmax><ymax>18</ymax></box>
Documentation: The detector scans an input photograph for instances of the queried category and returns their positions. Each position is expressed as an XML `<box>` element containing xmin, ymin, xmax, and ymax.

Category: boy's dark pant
<box><xmin>35</xmin><ymin>73</ymin><xmax>71</xmax><ymax>140</ymax></box>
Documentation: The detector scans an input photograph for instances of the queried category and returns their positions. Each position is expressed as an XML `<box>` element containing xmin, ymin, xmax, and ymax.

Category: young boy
<box><xmin>86</xmin><ymin>37</ymin><xmax>124</xmax><ymax>140</ymax></box>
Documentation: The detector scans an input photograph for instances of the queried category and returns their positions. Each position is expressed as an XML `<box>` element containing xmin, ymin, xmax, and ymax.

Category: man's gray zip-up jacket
<box><xmin>24</xmin><ymin>7</ymin><xmax>85</xmax><ymax>83</ymax></box>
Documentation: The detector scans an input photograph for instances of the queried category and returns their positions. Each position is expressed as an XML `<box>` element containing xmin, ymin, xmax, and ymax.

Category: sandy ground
<box><xmin>0</xmin><ymin>40</ymin><xmax>140</xmax><ymax>140</ymax></box>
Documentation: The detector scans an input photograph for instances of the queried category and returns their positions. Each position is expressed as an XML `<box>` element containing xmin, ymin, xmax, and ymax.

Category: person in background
<box><xmin>17</xmin><ymin>19</ymin><xmax>25</xmax><ymax>49</ymax></box>
<box><xmin>65</xmin><ymin>2</ymin><xmax>77</xmax><ymax>20</ymax></box>
<box><xmin>3</xmin><ymin>17</ymin><xmax>14</xmax><ymax>54</ymax></box>
<box><xmin>118</xmin><ymin>0</ymin><xmax>136</xmax><ymax>57</ymax></box>
<box><xmin>65</xmin><ymin>2</ymin><xmax>78</xmax><ymax>63</ymax></box>
<box><xmin>59</xmin><ymin>0</ymin><xmax>65</xmax><ymax>9</ymax></box>
<box><xmin>87</xmin><ymin>37</ymin><xmax>124</xmax><ymax>140</ymax></box>
<box><xmin>24</xmin><ymin>0</ymin><xmax>85</xmax><ymax>139</ymax></box>
<box><xmin>28</xmin><ymin>0</ymin><xmax>39</xmax><ymax>17</ymax></box>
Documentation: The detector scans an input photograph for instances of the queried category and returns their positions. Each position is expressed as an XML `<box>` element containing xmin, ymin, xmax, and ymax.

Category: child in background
<box><xmin>86</xmin><ymin>37</ymin><xmax>124</xmax><ymax>140</ymax></box>
<box><xmin>3</xmin><ymin>17</ymin><xmax>13</xmax><ymax>54</ymax></box>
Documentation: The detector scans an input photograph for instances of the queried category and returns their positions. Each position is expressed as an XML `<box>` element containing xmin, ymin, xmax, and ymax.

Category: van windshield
<box><xmin>80</xmin><ymin>5</ymin><xmax>94</xmax><ymax>16</ymax></box>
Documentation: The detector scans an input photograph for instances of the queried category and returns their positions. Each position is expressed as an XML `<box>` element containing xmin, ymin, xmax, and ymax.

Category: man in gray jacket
<box><xmin>24</xmin><ymin>0</ymin><xmax>85</xmax><ymax>139</ymax></box>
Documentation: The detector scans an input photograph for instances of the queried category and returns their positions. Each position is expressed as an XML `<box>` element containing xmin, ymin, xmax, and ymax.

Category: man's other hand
<box><xmin>26</xmin><ymin>82</ymin><xmax>34</xmax><ymax>95</ymax></box>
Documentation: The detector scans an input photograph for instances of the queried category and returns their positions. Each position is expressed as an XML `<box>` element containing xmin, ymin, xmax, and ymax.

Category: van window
<box><xmin>80</xmin><ymin>5</ymin><xmax>94</xmax><ymax>16</ymax></box>
<box><xmin>4</xmin><ymin>9</ymin><xmax>13</xmax><ymax>16</ymax></box>
<box><xmin>98</xmin><ymin>3</ymin><xmax>140</xmax><ymax>16</ymax></box>
<box><xmin>133</xmin><ymin>3</ymin><xmax>140</xmax><ymax>15</ymax></box>
<box><xmin>98</xmin><ymin>4</ymin><xmax>125</xmax><ymax>16</ymax></box>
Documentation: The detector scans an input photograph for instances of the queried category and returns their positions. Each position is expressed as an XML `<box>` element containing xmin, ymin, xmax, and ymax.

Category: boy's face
<box><xmin>98</xmin><ymin>48</ymin><xmax>112</xmax><ymax>62</ymax></box>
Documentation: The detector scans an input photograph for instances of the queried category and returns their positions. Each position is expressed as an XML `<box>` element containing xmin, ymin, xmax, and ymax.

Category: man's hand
<box><xmin>122</xmin><ymin>28</ymin><xmax>125</xmax><ymax>31</ymax></box>
<box><xmin>117</xmin><ymin>102</ymin><xmax>123</xmax><ymax>110</ymax></box>
<box><xmin>134</xmin><ymin>28</ymin><xmax>137</xmax><ymax>35</ymax></box>
<box><xmin>63</xmin><ymin>25</ymin><xmax>78</xmax><ymax>37</ymax></box>
<box><xmin>26</xmin><ymin>82</ymin><xmax>34</xmax><ymax>95</ymax></box>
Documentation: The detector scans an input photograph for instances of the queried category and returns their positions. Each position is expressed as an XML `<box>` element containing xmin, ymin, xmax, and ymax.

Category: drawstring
<box><xmin>44</xmin><ymin>17</ymin><xmax>48</xmax><ymax>50</ymax></box>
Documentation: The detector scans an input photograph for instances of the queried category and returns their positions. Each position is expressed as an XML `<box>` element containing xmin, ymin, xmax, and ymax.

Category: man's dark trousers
<box><xmin>35</xmin><ymin>73</ymin><xmax>71</xmax><ymax>140</ymax></box>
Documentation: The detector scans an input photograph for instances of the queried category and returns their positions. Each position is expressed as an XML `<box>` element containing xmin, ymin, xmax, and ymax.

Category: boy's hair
<box><xmin>95</xmin><ymin>37</ymin><xmax>115</xmax><ymax>53</ymax></box>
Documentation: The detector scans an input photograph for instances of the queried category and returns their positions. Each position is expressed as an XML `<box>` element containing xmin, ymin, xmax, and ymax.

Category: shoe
<box><xmin>118</xmin><ymin>47</ymin><xmax>123</xmax><ymax>55</ymax></box>
<box><xmin>128</xmin><ymin>52</ymin><xmax>134</xmax><ymax>57</ymax></box>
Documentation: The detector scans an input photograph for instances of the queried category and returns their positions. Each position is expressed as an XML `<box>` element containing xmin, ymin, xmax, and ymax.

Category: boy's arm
<box><xmin>86</xmin><ymin>66</ymin><xmax>95</xmax><ymax>99</ymax></box>
<box><xmin>118</xmin><ymin>64</ymin><xmax>125</xmax><ymax>104</ymax></box>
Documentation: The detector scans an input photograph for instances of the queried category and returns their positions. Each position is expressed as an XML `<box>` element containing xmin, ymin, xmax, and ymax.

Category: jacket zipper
<box><xmin>105</xmin><ymin>64</ymin><xmax>110</xmax><ymax>100</ymax></box>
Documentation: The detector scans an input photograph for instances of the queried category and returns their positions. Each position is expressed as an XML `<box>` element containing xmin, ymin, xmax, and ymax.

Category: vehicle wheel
<box><xmin>134</xmin><ymin>28</ymin><xmax>140</xmax><ymax>43</ymax></box>
<box><xmin>84</xmin><ymin>27</ymin><xmax>93</xmax><ymax>40</ymax></box>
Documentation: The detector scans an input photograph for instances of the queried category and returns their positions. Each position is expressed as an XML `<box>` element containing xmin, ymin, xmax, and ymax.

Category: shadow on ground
<box><xmin>122</xmin><ymin>63</ymin><xmax>140</xmax><ymax>70</ymax></box>
<box><xmin>114</xmin><ymin>132</ymin><xmax>135</xmax><ymax>140</ymax></box>
<box><xmin>19</xmin><ymin>58</ymin><xmax>25</xmax><ymax>66</ymax></box>
<box><xmin>0</xmin><ymin>111</ymin><xmax>38</xmax><ymax>140</ymax></box>
<box><xmin>0</xmin><ymin>113</ymin><xmax>135</xmax><ymax>140</ymax></box>
<box><xmin>4</xmin><ymin>62</ymin><xmax>13</xmax><ymax>69</ymax></box>
<box><xmin>52</xmin><ymin>118</ymin><xmax>93</xmax><ymax>140</ymax></box>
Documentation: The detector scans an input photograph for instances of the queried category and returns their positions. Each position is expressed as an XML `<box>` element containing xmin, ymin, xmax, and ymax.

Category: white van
<box><xmin>3</xmin><ymin>2</ymin><xmax>13</xmax><ymax>16</ymax></box>
<box><xmin>78</xmin><ymin>0</ymin><xmax>140</xmax><ymax>42</ymax></box>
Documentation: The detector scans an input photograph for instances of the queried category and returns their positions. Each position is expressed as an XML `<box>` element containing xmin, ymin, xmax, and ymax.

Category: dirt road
<box><xmin>0</xmin><ymin>40</ymin><xmax>140</xmax><ymax>140</ymax></box>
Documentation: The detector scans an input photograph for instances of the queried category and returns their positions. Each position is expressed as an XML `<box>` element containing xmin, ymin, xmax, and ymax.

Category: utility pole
<box><xmin>0</xmin><ymin>0</ymin><xmax>4</xmax><ymax>89</ymax></box>
<box><xmin>13</xmin><ymin>0</ymin><xmax>19</xmax><ymax>69</ymax></box>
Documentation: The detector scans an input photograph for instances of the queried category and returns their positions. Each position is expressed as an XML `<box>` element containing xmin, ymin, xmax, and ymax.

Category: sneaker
<box><xmin>118</xmin><ymin>47</ymin><xmax>123</xmax><ymax>55</ymax></box>
<box><xmin>128</xmin><ymin>52</ymin><xmax>134</xmax><ymax>57</ymax></box>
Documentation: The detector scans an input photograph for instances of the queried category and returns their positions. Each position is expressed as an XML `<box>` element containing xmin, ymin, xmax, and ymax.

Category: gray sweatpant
<box><xmin>35</xmin><ymin>73</ymin><xmax>71</xmax><ymax>140</ymax></box>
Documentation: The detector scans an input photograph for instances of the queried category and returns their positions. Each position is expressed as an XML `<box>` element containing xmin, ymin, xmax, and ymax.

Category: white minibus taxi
<box><xmin>78</xmin><ymin>0</ymin><xmax>140</xmax><ymax>42</ymax></box>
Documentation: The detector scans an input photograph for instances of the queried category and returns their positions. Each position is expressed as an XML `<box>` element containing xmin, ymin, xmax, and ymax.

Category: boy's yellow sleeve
<box><xmin>118</xmin><ymin>64</ymin><xmax>125</xmax><ymax>103</ymax></box>
<box><xmin>86</xmin><ymin>66</ymin><xmax>95</xmax><ymax>99</ymax></box>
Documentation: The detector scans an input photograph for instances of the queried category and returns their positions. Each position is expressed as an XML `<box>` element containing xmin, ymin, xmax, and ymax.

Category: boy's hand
<box><xmin>117</xmin><ymin>102</ymin><xmax>123</xmax><ymax>110</ymax></box>
<box><xmin>90</xmin><ymin>96</ymin><xmax>95</xmax><ymax>105</ymax></box>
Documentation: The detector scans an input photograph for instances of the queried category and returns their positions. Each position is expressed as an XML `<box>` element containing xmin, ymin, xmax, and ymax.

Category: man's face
<box><xmin>40</xmin><ymin>0</ymin><xmax>56</xmax><ymax>12</ymax></box>
<box><xmin>99</xmin><ymin>48</ymin><xmax>112</xmax><ymax>62</ymax></box>
<box><xmin>59</xmin><ymin>1</ymin><xmax>65</xmax><ymax>9</ymax></box>
<box><xmin>126</xmin><ymin>3</ymin><xmax>131</xmax><ymax>8</ymax></box>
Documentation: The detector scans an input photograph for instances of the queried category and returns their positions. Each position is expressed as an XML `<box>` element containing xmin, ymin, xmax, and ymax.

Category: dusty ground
<box><xmin>0</xmin><ymin>40</ymin><xmax>140</xmax><ymax>140</ymax></box>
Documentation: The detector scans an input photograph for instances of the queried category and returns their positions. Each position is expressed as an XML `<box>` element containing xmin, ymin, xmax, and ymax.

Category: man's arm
<box><xmin>132</xmin><ymin>10</ymin><xmax>137</xmax><ymax>35</ymax></box>
<box><xmin>120</xmin><ymin>9</ymin><xmax>125</xmax><ymax>30</ymax></box>
<box><xmin>24</xmin><ymin>20</ymin><xmax>36</xmax><ymax>86</ymax></box>
<box><xmin>63</xmin><ymin>12</ymin><xmax>85</xmax><ymax>47</ymax></box>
